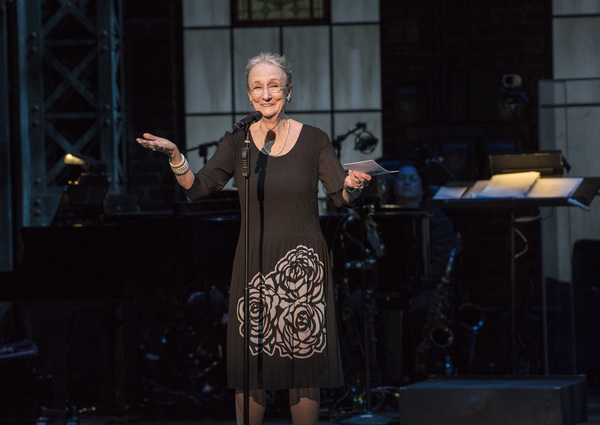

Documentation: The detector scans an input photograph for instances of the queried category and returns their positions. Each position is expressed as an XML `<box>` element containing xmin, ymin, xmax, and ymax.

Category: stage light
<box><xmin>64</xmin><ymin>153</ymin><xmax>86</xmax><ymax>165</ymax></box>
<box><xmin>53</xmin><ymin>153</ymin><xmax>109</xmax><ymax>225</ymax></box>
<box><xmin>499</xmin><ymin>73</ymin><xmax>528</xmax><ymax>117</ymax></box>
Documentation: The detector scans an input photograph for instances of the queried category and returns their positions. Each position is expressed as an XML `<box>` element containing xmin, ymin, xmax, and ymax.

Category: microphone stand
<box><xmin>241</xmin><ymin>129</ymin><xmax>251</xmax><ymax>425</ymax></box>
<box><xmin>341</xmin><ymin>205</ymin><xmax>392</xmax><ymax>425</ymax></box>
<box><xmin>332</xmin><ymin>122</ymin><xmax>367</xmax><ymax>159</ymax></box>
<box><xmin>183</xmin><ymin>140</ymin><xmax>221</xmax><ymax>165</ymax></box>
<box><xmin>417</xmin><ymin>142</ymin><xmax>457</xmax><ymax>182</ymax></box>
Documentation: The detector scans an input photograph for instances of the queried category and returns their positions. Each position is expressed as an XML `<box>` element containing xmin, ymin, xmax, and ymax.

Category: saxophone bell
<box><xmin>458</xmin><ymin>302</ymin><xmax>484</xmax><ymax>332</ymax></box>
<box><xmin>429</xmin><ymin>325</ymin><xmax>454</xmax><ymax>348</ymax></box>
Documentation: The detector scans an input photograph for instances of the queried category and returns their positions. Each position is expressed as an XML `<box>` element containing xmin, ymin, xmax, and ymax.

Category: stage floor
<box><xmin>2</xmin><ymin>386</ymin><xmax>600</xmax><ymax>425</ymax></box>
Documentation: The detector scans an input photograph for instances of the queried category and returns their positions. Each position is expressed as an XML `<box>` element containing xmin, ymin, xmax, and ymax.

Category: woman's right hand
<box><xmin>137</xmin><ymin>133</ymin><xmax>181</xmax><ymax>162</ymax></box>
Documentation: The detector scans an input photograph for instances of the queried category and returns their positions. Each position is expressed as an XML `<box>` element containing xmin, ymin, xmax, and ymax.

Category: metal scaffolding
<box><xmin>0</xmin><ymin>0</ymin><xmax>12</xmax><ymax>271</ymax></box>
<box><xmin>17</xmin><ymin>0</ymin><xmax>125</xmax><ymax>228</ymax></box>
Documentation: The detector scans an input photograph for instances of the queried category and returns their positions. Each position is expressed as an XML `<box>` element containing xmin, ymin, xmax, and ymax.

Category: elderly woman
<box><xmin>137</xmin><ymin>52</ymin><xmax>370</xmax><ymax>425</ymax></box>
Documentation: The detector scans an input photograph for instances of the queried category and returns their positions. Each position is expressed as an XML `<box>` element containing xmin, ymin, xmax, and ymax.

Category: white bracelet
<box><xmin>169</xmin><ymin>153</ymin><xmax>189</xmax><ymax>176</ymax></box>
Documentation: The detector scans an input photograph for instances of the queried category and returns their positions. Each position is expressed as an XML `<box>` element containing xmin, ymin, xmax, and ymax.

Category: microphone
<box><xmin>229</xmin><ymin>111</ymin><xmax>262</xmax><ymax>133</ymax></box>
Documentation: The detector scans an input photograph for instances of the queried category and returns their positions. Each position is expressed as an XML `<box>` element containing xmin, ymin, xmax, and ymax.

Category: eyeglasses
<box><xmin>396</xmin><ymin>174</ymin><xmax>420</xmax><ymax>183</ymax></box>
<box><xmin>250</xmin><ymin>84</ymin><xmax>284</xmax><ymax>96</ymax></box>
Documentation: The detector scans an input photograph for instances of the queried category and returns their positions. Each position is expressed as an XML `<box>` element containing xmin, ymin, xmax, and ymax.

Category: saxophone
<box><xmin>413</xmin><ymin>246</ymin><xmax>457</xmax><ymax>377</ymax></box>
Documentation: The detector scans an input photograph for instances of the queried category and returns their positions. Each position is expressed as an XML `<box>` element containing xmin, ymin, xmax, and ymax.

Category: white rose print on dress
<box><xmin>236</xmin><ymin>245</ymin><xmax>327</xmax><ymax>359</ymax></box>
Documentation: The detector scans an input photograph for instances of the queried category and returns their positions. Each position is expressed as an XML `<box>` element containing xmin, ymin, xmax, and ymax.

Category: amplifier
<box><xmin>398</xmin><ymin>376</ymin><xmax>587</xmax><ymax>425</ymax></box>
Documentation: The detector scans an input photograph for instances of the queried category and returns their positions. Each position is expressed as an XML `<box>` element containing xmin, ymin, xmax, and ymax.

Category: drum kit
<box><xmin>137</xmin><ymin>284</ymin><xmax>229</xmax><ymax>413</ymax></box>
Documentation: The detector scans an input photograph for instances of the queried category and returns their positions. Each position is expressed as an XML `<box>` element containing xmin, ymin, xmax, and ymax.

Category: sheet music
<box><xmin>464</xmin><ymin>180</ymin><xmax>490</xmax><ymax>199</ymax></box>
<box><xmin>477</xmin><ymin>171</ymin><xmax>540</xmax><ymax>198</ymax></box>
<box><xmin>526</xmin><ymin>177</ymin><xmax>583</xmax><ymax>198</ymax></box>
<box><xmin>433</xmin><ymin>186</ymin><xmax>468</xmax><ymax>200</ymax></box>
<box><xmin>435</xmin><ymin>176</ymin><xmax>585</xmax><ymax>200</ymax></box>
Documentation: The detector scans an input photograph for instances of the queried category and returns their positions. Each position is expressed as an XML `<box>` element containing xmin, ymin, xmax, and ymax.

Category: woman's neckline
<box><xmin>251</xmin><ymin>121</ymin><xmax>303</xmax><ymax>158</ymax></box>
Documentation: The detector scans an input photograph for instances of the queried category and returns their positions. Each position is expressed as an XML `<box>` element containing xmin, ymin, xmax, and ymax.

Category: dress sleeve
<box><xmin>182</xmin><ymin>132</ymin><xmax>237</xmax><ymax>200</ymax></box>
<box><xmin>317</xmin><ymin>130</ymin><xmax>350</xmax><ymax>208</ymax></box>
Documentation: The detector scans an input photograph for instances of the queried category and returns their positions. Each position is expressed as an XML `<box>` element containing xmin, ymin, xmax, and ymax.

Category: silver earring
<box><xmin>286</xmin><ymin>95</ymin><xmax>291</xmax><ymax>103</ymax></box>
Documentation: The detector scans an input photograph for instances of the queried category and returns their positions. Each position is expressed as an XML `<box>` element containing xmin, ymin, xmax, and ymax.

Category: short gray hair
<box><xmin>245</xmin><ymin>52</ymin><xmax>292</xmax><ymax>92</ymax></box>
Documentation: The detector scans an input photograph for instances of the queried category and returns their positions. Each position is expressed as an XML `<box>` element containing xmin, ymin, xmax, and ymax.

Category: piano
<box><xmin>2</xmin><ymin>209</ymin><xmax>241</xmax><ymax>301</ymax></box>
<box><xmin>0</xmin><ymin>196</ymin><xmax>429</xmax><ymax>413</ymax></box>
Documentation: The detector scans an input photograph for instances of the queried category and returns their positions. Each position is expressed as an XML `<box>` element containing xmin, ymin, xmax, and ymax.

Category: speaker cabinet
<box><xmin>398</xmin><ymin>376</ymin><xmax>587</xmax><ymax>425</ymax></box>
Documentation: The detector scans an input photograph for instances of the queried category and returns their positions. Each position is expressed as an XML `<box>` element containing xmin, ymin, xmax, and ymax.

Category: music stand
<box><xmin>489</xmin><ymin>151</ymin><xmax>567</xmax><ymax>177</ymax></box>
<box><xmin>428</xmin><ymin>161</ymin><xmax>600</xmax><ymax>375</ymax></box>
<box><xmin>339</xmin><ymin>205</ymin><xmax>395</xmax><ymax>425</ymax></box>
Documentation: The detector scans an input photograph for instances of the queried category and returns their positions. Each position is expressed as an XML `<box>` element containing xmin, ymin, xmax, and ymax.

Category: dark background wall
<box><xmin>123</xmin><ymin>1</ymin><xmax>186</xmax><ymax>209</ymax></box>
<box><xmin>123</xmin><ymin>0</ymin><xmax>553</xmax><ymax>187</ymax></box>
<box><xmin>380</xmin><ymin>0</ymin><xmax>552</xmax><ymax>178</ymax></box>
<box><xmin>124</xmin><ymin>0</ymin><xmax>552</xmax><ymax>180</ymax></box>
<box><xmin>122</xmin><ymin>0</ymin><xmax>553</xmax><ymax>198</ymax></box>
